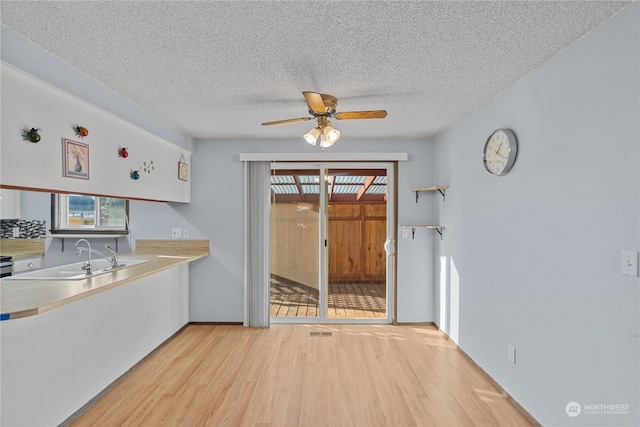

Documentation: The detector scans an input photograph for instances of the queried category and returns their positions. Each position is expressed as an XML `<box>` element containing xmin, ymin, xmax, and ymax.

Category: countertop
<box><xmin>1</xmin><ymin>239</ymin><xmax>209</xmax><ymax>320</ymax></box>
<box><xmin>0</xmin><ymin>239</ymin><xmax>45</xmax><ymax>259</ymax></box>
<box><xmin>1</xmin><ymin>249</ymin><xmax>44</xmax><ymax>259</ymax></box>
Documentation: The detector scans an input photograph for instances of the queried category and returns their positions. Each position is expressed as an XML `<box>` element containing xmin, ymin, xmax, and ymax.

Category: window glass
<box><xmin>100</xmin><ymin>198</ymin><xmax>127</xmax><ymax>227</ymax></box>
<box><xmin>67</xmin><ymin>195</ymin><xmax>96</xmax><ymax>227</ymax></box>
<box><xmin>52</xmin><ymin>194</ymin><xmax>128</xmax><ymax>234</ymax></box>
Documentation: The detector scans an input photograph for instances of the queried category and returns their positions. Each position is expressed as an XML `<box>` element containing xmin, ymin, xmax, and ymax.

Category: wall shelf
<box><xmin>406</xmin><ymin>185</ymin><xmax>448</xmax><ymax>239</ymax></box>
<box><xmin>411</xmin><ymin>185</ymin><xmax>448</xmax><ymax>203</ymax></box>
<box><xmin>49</xmin><ymin>234</ymin><xmax>128</xmax><ymax>252</ymax></box>
<box><xmin>401</xmin><ymin>225</ymin><xmax>444</xmax><ymax>240</ymax></box>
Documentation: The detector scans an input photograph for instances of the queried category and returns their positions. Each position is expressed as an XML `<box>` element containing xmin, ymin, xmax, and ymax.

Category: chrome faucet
<box><xmin>104</xmin><ymin>245</ymin><xmax>121</xmax><ymax>268</ymax></box>
<box><xmin>75</xmin><ymin>240</ymin><xmax>122</xmax><ymax>275</ymax></box>
<box><xmin>75</xmin><ymin>239</ymin><xmax>93</xmax><ymax>275</ymax></box>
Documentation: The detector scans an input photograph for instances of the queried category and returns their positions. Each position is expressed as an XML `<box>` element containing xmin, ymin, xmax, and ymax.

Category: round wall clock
<box><xmin>483</xmin><ymin>128</ymin><xmax>518</xmax><ymax>176</ymax></box>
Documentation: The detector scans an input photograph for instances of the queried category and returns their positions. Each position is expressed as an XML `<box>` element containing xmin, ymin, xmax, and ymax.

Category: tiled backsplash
<box><xmin>0</xmin><ymin>219</ymin><xmax>47</xmax><ymax>239</ymax></box>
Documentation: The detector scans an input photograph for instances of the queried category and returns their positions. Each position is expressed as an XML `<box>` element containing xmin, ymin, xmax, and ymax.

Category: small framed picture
<box><xmin>178</xmin><ymin>154</ymin><xmax>188</xmax><ymax>181</ymax></box>
<box><xmin>62</xmin><ymin>138</ymin><xmax>89</xmax><ymax>180</ymax></box>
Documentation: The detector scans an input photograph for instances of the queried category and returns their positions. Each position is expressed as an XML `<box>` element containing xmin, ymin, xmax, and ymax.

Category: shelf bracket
<box><xmin>435</xmin><ymin>228</ymin><xmax>443</xmax><ymax>240</ymax></box>
<box><xmin>415</xmin><ymin>187</ymin><xmax>446</xmax><ymax>203</ymax></box>
<box><xmin>58</xmin><ymin>236</ymin><xmax>120</xmax><ymax>252</ymax></box>
<box><xmin>403</xmin><ymin>226</ymin><xmax>443</xmax><ymax>240</ymax></box>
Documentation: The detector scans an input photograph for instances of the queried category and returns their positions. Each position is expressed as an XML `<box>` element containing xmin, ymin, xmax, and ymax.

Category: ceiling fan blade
<box><xmin>261</xmin><ymin>117</ymin><xmax>312</xmax><ymax>126</ymax></box>
<box><xmin>334</xmin><ymin>110</ymin><xmax>388</xmax><ymax>120</ymax></box>
<box><xmin>302</xmin><ymin>91</ymin><xmax>328</xmax><ymax>114</ymax></box>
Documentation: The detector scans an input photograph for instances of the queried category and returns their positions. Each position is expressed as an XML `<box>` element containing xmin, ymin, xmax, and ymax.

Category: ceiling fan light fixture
<box><xmin>263</xmin><ymin>91</ymin><xmax>386</xmax><ymax>149</ymax></box>
<box><xmin>319</xmin><ymin>132</ymin><xmax>330</xmax><ymax>148</ymax></box>
<box><xmin>320</xmin><ymin>130</ymin><xmax>338</xmax><ymax>148</ymax></box>
<box><xmin>323</xmin><ymin>122</ymin><xmax>340</xmax><ymax>144</ymax></box>
<box><xmin>303</xmin><ymin>127</ymin><xmax>321</xmax><ymax>145</ymax></box>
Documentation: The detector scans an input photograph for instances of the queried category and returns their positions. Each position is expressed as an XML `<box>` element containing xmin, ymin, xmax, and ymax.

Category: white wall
<box><xmin>433</xmin><ymin>3</ymin><xmax>639</xmax><ymax>426</ymax></box>
<box><xmin>1</xmin><ymin>64</ymin><xmax>191</xmax><ymax>203</ymax></box>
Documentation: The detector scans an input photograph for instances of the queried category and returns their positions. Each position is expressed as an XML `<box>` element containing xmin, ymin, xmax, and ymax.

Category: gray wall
<box><xmin>18</xmin><ymin>139</ymin><xmax>439</xmax><ymax>324</ymax></box>
<box><xmin>433</xmin><ymin>3</ymin><xmax>639</xmax><ymax>426</ymax></box>
<box><xmin>156</xmin><ymin>138</ymin><xmax>437</xmax><ymax>322</ymax></box>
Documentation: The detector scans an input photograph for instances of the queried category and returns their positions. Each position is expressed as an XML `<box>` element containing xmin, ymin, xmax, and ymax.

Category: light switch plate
<box><xmin>401</xmin><ymin>228</ymin><xmax>409</xmax><ymax>239</ymax></box>
<box><xmin>621</xmin><ymin>250</ymin><xmax>638</xmax><ymax>277</ymax></box>
<box><xmin>171</xmin><ymin>228</ymin><xmax>182</xmax><ymax>238</ymax></box>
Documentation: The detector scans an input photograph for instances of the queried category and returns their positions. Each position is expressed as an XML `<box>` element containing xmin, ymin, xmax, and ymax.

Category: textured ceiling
<box><xmin>0</xmin><ymin>1</ymin><xmax>630</xmax><ymax>141</ymax></box>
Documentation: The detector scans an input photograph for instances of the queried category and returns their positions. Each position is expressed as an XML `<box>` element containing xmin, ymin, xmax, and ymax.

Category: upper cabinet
<box><xmin>0</xmin><ymin>64</ymin><xmax>191</xmax><ymax>203</ymax></box>
<box><xmin>0</xmin><ymin>189</ymin><xmax>20</xmax><ymax>219</ymax></box>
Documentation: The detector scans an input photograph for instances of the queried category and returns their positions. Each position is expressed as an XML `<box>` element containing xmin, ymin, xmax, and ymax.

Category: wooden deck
<box><xmin>270</xmin><ymin>278</ymin><xmax>386</xmax><ymax>318</ymax></box>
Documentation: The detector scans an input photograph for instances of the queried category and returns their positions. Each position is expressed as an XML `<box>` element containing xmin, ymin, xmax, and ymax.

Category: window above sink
<box><xmin>51</xmin><ymin>194</ymin><xmax>129</xmax><ymax>236</ymax></box>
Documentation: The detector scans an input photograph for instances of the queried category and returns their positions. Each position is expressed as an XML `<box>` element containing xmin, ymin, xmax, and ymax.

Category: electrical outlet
<box><xmin>171</xmin><ymin>228</ymin><xmax>182</xmax><ymax>238</ymax></box>
<box><xmin>621</xmin><ymin>250</ymin><xmax>638</xmax><ymax>277</ymax></box>
<box><xmin>183</xmin><ymin>228</ymin><xmax>190</xmax><ymax>238</ymax></box>
<box><xmin>508</xmin><ymin>344</ymin><xmax>516</xmax><ymax>364</ymax></box>
<box><xmin>12</xmin><ymin>227</ymin><xmax>20</xmax><ymax>238</ymax></box>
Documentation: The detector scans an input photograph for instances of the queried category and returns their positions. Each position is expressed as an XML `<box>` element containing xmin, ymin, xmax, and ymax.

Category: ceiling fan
<box><xmin>261</xmin><ymin>91</ymin><xmax>387</xmax><ymax>148</ymax></box>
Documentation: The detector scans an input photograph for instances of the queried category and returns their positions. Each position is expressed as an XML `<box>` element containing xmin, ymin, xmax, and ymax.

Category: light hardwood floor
<box><xmin>70</xmin><ymin>324</ymin><xmax>534</xmax><ymax>427</ymax></box>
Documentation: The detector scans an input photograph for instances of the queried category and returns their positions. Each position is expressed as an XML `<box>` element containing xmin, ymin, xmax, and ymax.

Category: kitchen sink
<box><xmin>6</xmin><ymin>259</ymin><xmax>148</xmax><ymax>280</ymax></box>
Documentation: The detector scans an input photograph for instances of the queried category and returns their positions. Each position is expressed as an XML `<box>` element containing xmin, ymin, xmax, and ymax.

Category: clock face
<box><xmin>483</xmin><ymin>129</ymin><xmax>518</xmax><ymax>175</ymax></box>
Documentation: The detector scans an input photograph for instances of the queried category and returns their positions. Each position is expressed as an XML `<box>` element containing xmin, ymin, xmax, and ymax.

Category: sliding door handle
<box><xmin>384</xmin><ymin>239</ymin><xmax>396</xmax><ymax>256</ymax></box>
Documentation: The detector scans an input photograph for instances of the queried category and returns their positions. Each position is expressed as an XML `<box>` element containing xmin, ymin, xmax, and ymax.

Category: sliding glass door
<box><xmin>270</xmin><ymin>167</ymin><xmax>322</xmax><ymax>320</ymax></box>
<box><xmin>270</xmin><ymin>162</ymin><xmax>394</xmax><ymax>323</ymax></box>
<box><xmin>326</xmin><ymin>168</ymin><xmax>389</xmax><ymax>320</ymax></box>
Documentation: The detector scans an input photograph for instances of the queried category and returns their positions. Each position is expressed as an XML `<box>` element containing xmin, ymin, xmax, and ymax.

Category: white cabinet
<box><xmin>1</xmin><ymin>265</ymin><xmax>189</xmax><ymax>426</ymax></box>
<box><xmin>0</xmin><ymin>189</ymin><xmax>20</xmax><ymax>219</ymax></box>
<box><xmin>13</xmin><ymin>256</ymin><xmax>43</xmax><ymax>274</ymax></box>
